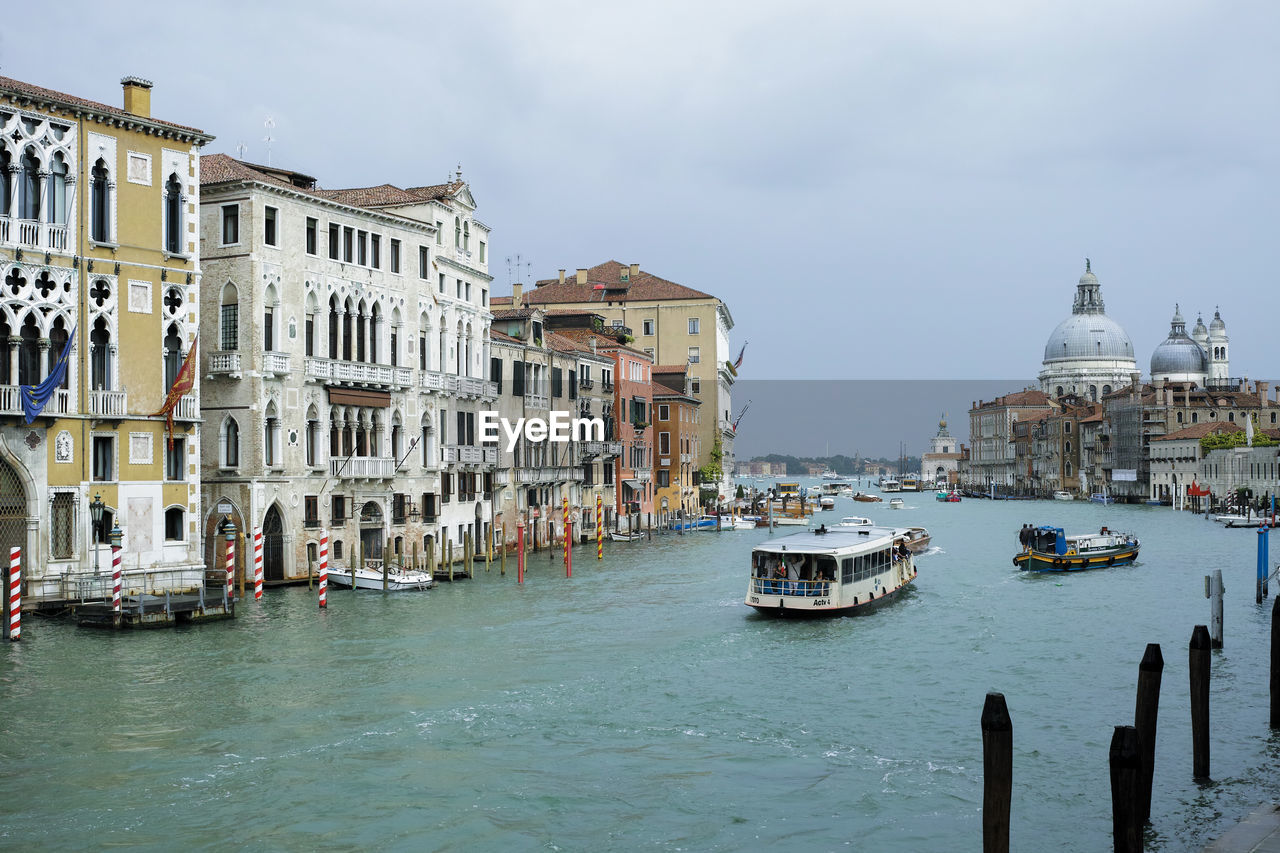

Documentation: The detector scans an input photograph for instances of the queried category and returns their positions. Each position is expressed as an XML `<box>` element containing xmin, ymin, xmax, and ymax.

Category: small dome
<box><xmin>1078</xmin><ymin>269</ymin><xmax>1099</xmax><ymax>287</ymax></box>
<box><xmin>1209</xmin><ymin>309</ymin><xmax>1227</xmax><ymax>336</ymax></box>
<box><xmin>1192</xmin><ymin>314</ymin><xmax>1208</xmax><ymax>338</ymax></box>
<box><xmin>1150</xmin><ymin>338</ymin><xmax>1208</xmax><ymax>379</ymax></box>
<box><xmin>1043</xmin><ymin>313</ymin><xmax>1135</xmax><ymax>363</ymax></box>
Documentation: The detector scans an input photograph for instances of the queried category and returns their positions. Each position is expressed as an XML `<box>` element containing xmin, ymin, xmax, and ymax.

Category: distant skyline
<box><xmin>4</xmin><ymin>2</ymin><xmax>1276</xmax><ymax>380</ymax></box>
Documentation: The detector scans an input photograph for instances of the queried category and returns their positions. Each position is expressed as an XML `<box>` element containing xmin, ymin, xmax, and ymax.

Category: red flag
<box><xmin>151</xmin><ymin>336</ymin><xmax>198</xmax><ymax>449</ymax></box>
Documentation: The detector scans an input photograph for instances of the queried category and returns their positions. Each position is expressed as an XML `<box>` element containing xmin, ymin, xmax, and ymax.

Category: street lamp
<box><xmin>90</xmin><ymin>492</ymin><xmax>104</xmax><ymax>574</ymax></box>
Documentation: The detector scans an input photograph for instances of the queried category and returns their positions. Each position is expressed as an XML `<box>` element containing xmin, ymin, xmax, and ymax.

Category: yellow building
<box><xmin>0</xmin><ymin>75</ymin><xmax>213</xmax><ymax>602</ymax></box>
<box><xmin>652</xmin><ymin>365</ymin><xmax>701</xmax><ymax>522</ymax></box>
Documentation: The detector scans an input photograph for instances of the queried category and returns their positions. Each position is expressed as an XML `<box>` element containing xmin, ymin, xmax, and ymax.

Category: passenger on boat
<box><xmin>785</xmin><ymin>554</ymin><xmax>803</xmax><ymax>594</ymax></box>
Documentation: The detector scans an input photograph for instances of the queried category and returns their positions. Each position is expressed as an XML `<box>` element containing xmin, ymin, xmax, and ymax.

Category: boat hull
<box><xmin>1013</xmin><ymin>546</ymin><xmax>1139</xmax><ymax>572</ymax></box>
<box><xmin>327</xmin><ymin>568</ymin><xmax>434</xmax><ymax>590</ymax></box>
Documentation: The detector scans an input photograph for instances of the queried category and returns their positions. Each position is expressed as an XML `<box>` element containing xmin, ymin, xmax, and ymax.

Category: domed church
<box><xmin>1149</xmin><ymin>305</ymin><xmax>1229</xmax><ymax>386</ymax></box>
<box><xmin>1038</xmin><ymin>261</ymin><xmax>1138</xmax><ymax>401</ymax></box>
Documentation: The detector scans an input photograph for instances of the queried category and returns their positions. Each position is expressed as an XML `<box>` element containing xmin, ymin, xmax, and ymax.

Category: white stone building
<box><xmin>198</xmin><ymin>157</ymin><xmax>495</xmax><ymax>579</ymax></box>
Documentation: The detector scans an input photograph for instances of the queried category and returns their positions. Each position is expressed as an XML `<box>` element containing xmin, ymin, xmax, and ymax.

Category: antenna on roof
<box><xmin>263</xmin><ymin>116</ymin><xmax>276</xmax><ymax>167</ymax></box>
<box><xmin>235</xmin><ymin>141</ymin><xmax>247</xmax><ymax>159</ymax></box>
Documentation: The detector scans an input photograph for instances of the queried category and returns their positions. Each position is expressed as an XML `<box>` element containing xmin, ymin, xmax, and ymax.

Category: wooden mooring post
<box><xmin>981</xmin><ymin>692</ymin><xmax>1012</xmax><ymax>853</ymax></box>
<box><xmin>355</xmin><ymin>542</ymin><xmax>362</xmax><ymax>594</ymax></box>
<box><xmin>1206</xmin><ymin>570</ymin><xmax>1224</xmax><ymax>648</ymax></box>
<box><xmin>447</xmin><ymin>538</ymin><xmax>454</xmax><ymax>582</ymax></box>
<box><xmin>1189</xmin><ymin>624</ymin><xmax>1211</xmax><ymax>780</ymax></box>
<box><xmin>1258</xmin><ymin>527</ymin><xmax>1270</xmax><ymax>604</ymax></box>
<box><xmin>425</xmin><ymin>538</ymin><xmax>434</xmax><ymax>580</ymax></box>
<box><xmin>1271</xmin><ymin>596</ymin><xmax>1280</xmax><ymax>728</ymax></box>
<box><xmin>1133</xmin><ymin>643</ymin><xmax>1163</xmax><ymax>824</ymax></box>
<box><xmin>1109</xmin><ymin>725</ymin><xmax>1143</xmax><ymax>853</ymax></box>
<box><xmin>383</xmin><ymin>537</ymin><xmax>390</xmax><ymax>592</ymax></box>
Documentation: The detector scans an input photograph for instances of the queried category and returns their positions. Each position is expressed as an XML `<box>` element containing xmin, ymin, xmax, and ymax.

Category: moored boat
<box><xmin>935</xmin><ymin>490</ymin><xmax>961</xmax><ymax>502</ymax></box>
<box><xmin>730</xmin><ymin>517</ymin><xmax>757</xmax><ymax>530</ymax></box>
<box><xmin>1013</xmin><ymin>525</ymin><xmax>1139</xmax><ymax>572</ymax></box>
<box><xmin>819</xmin><ymin>496</ymin><xmax>836</xmax><ymax>511</ymax></box>
<box><xmin>746</xmin><ymin>524</ymin><xmax>919</xmax><ymax>616</ymax></box>
<box><xmin>1089</xmin><ymin>493</ymin><xmax>1115</xmax><ymax>505</ymax></box>
<box><xmin>1052</xmin><ymin>490</ymin><xmax>1074</xmax><ymax>501</ymax></box>
<box><xmin>610</xmin><ymin>531</ymin><xmax>644</xmax><ymax>542</ymax></box>
<box><xmin>327</xmin><ymin>563</ymin><xmax>434</xmax><ymax>590</ymax></box>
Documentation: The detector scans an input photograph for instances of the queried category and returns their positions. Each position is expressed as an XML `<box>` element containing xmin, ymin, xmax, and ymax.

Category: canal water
<box><xmin>2</xmin><ymin>488</ymin><xmax>1278</xmax><ymax>851</ymax></box>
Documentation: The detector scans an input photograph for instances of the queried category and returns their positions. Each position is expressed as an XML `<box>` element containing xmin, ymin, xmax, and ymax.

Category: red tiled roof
<box><xmin>314</xmin><ymin>184</ymin><xmax>424</xmax><ymax>207</ymax></box>
<box><xmin>1151</xmin><ymin>422</ymin><xmax>1241</xmax><ymax>441</ymax></box>
<box><xmin>976</xmin><ymin>389</ymin><xmax>1052</xmax><ymax>409</ymax></box>
<box><xmin>527</xmin><ymin>260</ymin><xmax>714</xmax><ymax>304</ymax></box>
<box><xmin>489</xmin><ymin>329</ymin><xmax>522</xmax><ymax>344</ymax></box>
<box><xmin>404</xmin><ymin>182</ymin><xmax>465</xmax><ymax>202</ymax></box>
<box><xmin>0</xmin><ymin>74</ymin><xmax>209</xmax><ymax>137</ymax></box>
<box><xmin>491</xmin><ymin>308</ymin><xmax>537</xmax><ymax>320</ymax></box>
<box><xmin>652</xmin><ymin>364</ymin><xmax>688</xmax><ymax>374</ymax></box>
<box><xmin>552</xmin><ymin>327</ymin><xmax>652</xmax><ymax>359</ymax></box>
<box><xmin>201</xmin><ymin>153</ymin><xmax>306</xmax><ymax>191</ymax></box>
<box><xmin>490</xmin><ymin>296</ymin><xmax>514</xmax><ymax>307</ymax></box>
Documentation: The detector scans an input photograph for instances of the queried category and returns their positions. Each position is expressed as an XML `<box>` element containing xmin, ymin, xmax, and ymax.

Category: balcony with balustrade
<box><xmin>262</xmin><ymin>351</ymin><xmax>291</xmax><ymax>377</ymax></box>
<box><xmin>305</xmin><ymin>356</ymin><xmax>398</xmax><ymax>387</ymax></box>
<box><xmin>515</xmin><ymin>466</ymin><xmax>585</xmax><ymax>484</ymax></box>
<box><xmin>0</xmin><ymin>386</ymin><xmax>70</xmax><ymax>418</ymax></box>
<box><xmin>0</xmin><ymin>217</ymin><xmax>69</xmax><ymax>253</ymax></box>
<box><xmin>444</xmin><ymin>445</ymin><xmax>497</xmax><ymax>465</ymax></box>
<box><xmin>208</xmin><ymin>351</ymin><xmax>242</xmax><ymax>378</ymax></box>
<box><xmin>173</xmin><ymin>394</ymin><xmax>199</xmax><ymax>421</ymax></box>
<box><xmin>89</xmin><ymin>389</ymin><xmax>127</xmax><ymax>419</ymax></box>
<box><xmin>329</xmin><ymin>455</ymin><xmax>396</xmax><ymax>479</ymax></box>
<box><xmin>523</xmin><ymin>392</ymin><xmax>550</xmax><ymax>410</ymax></box>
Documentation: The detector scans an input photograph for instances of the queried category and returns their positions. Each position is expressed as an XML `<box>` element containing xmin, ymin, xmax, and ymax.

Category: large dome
<box><xmin>1042</xmin><ymin>313</ymin><xmax>1135</xmax><ymax>363</ymax></box>
<box><xmin>1150</xmin><ymin>306</ymin><xmax>1207</xmax><ymax>380</ymax></box>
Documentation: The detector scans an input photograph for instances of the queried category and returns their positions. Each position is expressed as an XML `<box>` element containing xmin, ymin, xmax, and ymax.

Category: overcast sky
<box><xmin>4</xmin><ymin>1</ymin><xmax>1275</xmax><ymax>382</ymax></box>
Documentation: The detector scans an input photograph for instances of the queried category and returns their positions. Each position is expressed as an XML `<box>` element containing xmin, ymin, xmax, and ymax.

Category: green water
<box><xmin>1</xmin><ymin>491</ymin><xmax>1277</xmax><ymax>851</ymax></box>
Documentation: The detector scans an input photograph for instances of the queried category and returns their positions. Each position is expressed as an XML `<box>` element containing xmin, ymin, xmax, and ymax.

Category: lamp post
<box><xmin>89</xmin><ymin>492</ymin><xmax>104</xmax><ymax>574</ymax></box>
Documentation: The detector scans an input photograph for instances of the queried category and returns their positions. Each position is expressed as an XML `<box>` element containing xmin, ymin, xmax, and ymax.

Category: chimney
<box><xmin>629</xmin><ymin>263</ymin><xmax>639</xmax><ymax>279</ymax></box>
<box><xmin>1258</xmin><ymin>381</ymin><xmax>1269</xmax><ymax>404</ymax></box>
<box><xmin>558</xmin><ymin>269</ymin><xmax>565</xmax><ymax>285</ymax></box>
<box><xmin>512</xmin><ymin>283</ymin><xmax>523</xmax><ymax>309</ymax></box>
<box><xmin>121</xmin><ymin>76</ymin><xmax>153</xmax><ymax>118</ymax></box>
<box><xmin>576</xmin><ymin>268</ymin><xmax>587</xmax><ymax>285</ymax></box>
<box><xmin>589</xmin><ymin>338</ymin><xmax>597</xmax><ymax>354</ymax></box>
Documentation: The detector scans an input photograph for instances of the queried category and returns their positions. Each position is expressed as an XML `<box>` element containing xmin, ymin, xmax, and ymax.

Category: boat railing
<box><xmin>750</xmin><ymin>577</ymin><xmax>832</xmax><ymax>597</ymax></box>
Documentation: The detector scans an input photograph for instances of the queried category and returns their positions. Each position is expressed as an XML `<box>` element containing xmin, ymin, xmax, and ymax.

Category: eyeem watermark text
<box><xmin>479</xmin><ymin>411</ymin><xmax>604</xmax><ymax>452</ymax></box>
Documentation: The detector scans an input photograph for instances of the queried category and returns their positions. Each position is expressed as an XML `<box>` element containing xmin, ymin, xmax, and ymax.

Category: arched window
<box><xmin>1055</xmin><ymin>386</ymin><xmax>1064</xmax><ymax>398</ymax></box>
<box><xmin>463</xmin><ymin>221</ymin><xmax>470</xmax><ymax>250</ymax></box>
<box><xmin>90</xmin><ymin>316</ymin><xmax>112</xmax><ymax>390</ymax></box>
<box><xmin>306</xmin><ymin>409</ymin><xmax>320</xmax><ymax>467</ymax></box>
<box><xmin>370</xmin><ymin>303</ymin><xmax>381</xmax><ymax>364</ymax></box>
<box><xmin>355</xmin><ymin>304</ymin><xmax>366</xmax><ymax>362</ymax></box>
<box><xmin>1191</xmin><ymin>412</ymin><xmax>1198</xmax><ymax>424</ymax></box>
<box><xmin>1102</xmin><ymin>385</ymin><xmax>1112</xmax><ymax>397</ymax></box>
<box><xmin>163</xmin><ymin>323</ymin><xmax>183</xmax><ymax>389</ymax></box>
<box><xmin>1177</xmin><ymin>411</ymin><xmax>1184</xmax><ymax>424</ymax></box>
<box><xmin>18</xmin><ymin>148</ymin><xmax>41</xmax><ymax>221</ymax></box>
<box><xmin>438</xmin><ymin>327</ymin><xmax>446</xmax><ymax>371</ymax></box>
<box><xmin>342</xmin><ymin>299</ymin><xmax>353</xmax><ymax>361</ymax></box>
<box><xmin>1089</xmin><ymin>385</ymin><xmax>1097</xmax><ymax>401</ymax></box>
<box><xmin>264</xmin><ymin>403</ymin><xmax>280</xmax><ymax>467</ymax></box>
<box><xmin>222</xmin><ymin>417</ymin><xmax>240</xmax><ymax>467</ymax></box>
<box><xmin>47</xmin><ymin>153</ymin><xmax>68</xmax><ymax>225</ymax></box>
<box><xmin>1065</xmin><ymin>440</ymin><xmax>1072</xmax><ymax>454</ymax></box>
<box><xmin>220</xmin><ymin>282</ymin><xmax>239</xmax><ymax>351</ymax></box>
<box><xmin>1066</xmin><ymin>461</ymin><xmax>1072</xmax><ymax>477</ymax></box>
<box><xmin>328</xmin><ymin>296</ymin><xmax>340</xmax><ymax>359</ymax></box>
<box><xmin>1064</xmin><ymin>421</ymin><xmax>1072</xmax><ymax>434</ymax></box>
<box><xmin>17</xmin><ymin>314</ymin><xmax>40</xmax><ymax>386</ymax></box>
<box><xmin>48</xmin><ymin>318</ymin><xmax>70</xmax><ymax>389</ymax></box>
<box><xmin>164</xmin><ymin>173</ymin><xmax>182</xmax><ymax>254</ymax></box>
<box><xmin>164</xmin><ymin>506</ymin><xmax>185</xmax><ymax>541</ymax></box>
<box><xmin>454</xmin><ymin>217</ymin><xmax>461</xmax><ymax>246</ymax></box>
<box><xmin>0</xmin><ymin>148</ymin><xmax>11</xmax><ymax>216</ymax></box>
<box><xmin>91</xmin><ymin>158</ymin><xmax>110</xmax><ymax>242</ymax></box>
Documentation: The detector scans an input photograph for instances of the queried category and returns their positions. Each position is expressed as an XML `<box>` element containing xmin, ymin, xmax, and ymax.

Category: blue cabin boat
<box><xmin>1013</xmin><ymin>525</ymin><xmax>1139</xmax><ymax>572</ymax></box>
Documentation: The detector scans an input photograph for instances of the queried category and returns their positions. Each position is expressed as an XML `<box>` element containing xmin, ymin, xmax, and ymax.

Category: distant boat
<box><xmin>935</xmin><ymin>490</ymin><xmax>961</xmax><ymax>503</ymax></box>
<box><xmin>610</xmin><ymin>531</ymin><xmax>644</xmax><ymax>542</ymax></box>
<box><xmin>819</xmin><ymin>496</ymin><xmax>836</xmax><ymax>510</ymax></box>
<box><xmin>837</xmin><ymin>516</ymin><xmax>874</xmax><ymax>528</ymax></box>
<box><xmin>889</xmin><ymin>498</ymin><xmax>905</xmax><ymax>510</ymax></box>
<box><xmin>1052</xmin><ymin>490</ymin><xmax>1074</xmax><ymax>501</ymax></box>
<box><xmin>852</xmin><ymin>493</ymin><xmax>882</xmax><ymax>503</ymax></box>
<box><xmin>1089</xmin><ymin>493</ymin><xmax>1115</xmax><ymax>505</ymax></box>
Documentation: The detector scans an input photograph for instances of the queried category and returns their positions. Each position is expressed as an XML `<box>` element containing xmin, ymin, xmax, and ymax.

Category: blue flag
<box><xmin>20</xmin><ymin>327</ymin><xmax>75</xmax><ymax>424</ymax></box>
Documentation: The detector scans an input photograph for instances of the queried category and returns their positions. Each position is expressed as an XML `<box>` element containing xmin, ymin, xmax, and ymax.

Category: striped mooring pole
<box><xmin>318</xmin><ymin>531</ymin><xmax>329</xmax><ymax>609</ymax></box>
<box><xmin>111</xmin><ymin>544</ymin><xmax>122</xmax><ymax>628</ymax></box>
<box><xmin>8</xmin><ymin>547</ymin><xmax>20</xmax><ymax>641</ymax></box>
<box><xmin>224</xmin><ymin>530</ymin><xmax>235</xmax><ymax>604</ymax></box>
<box><xmin>253</xmin><ymin>527</ymin><xmax>264</xmax><ymax>601</ymax></box>
<box><xmin>596</xmin><ymin>493</ymin><xmax>603</xmax><ymax>560</ymax></box>
<box><xmin>563</xmin><ymin>497</ymin><xmax>571</xmax><ymax>578</ymax></box>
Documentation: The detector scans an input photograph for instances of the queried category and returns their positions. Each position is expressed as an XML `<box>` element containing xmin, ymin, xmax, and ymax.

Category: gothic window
<box><xmin>222</xmin><ymin>417</ymin><xmax>240</xmax><ymax>468</ymax></box>
<box><xmin>220</xmin><ymin>283</ymin><xmax>239</xmax><ymax>351</ymax></box>
<box><xmin>90</xmin><ymin>316</ymin><xmax>112</xmax><ymax>390</ymax></box>
<box><xmin>163</xmin><ymin>323</ymin><xmax>182</xmax><ymax>388</ymax></box>
<box><xmin>328</xmin><ymin>296</ymin><xmax>340</xmax><ymax>359</ymax></box>
<box><xmin>454</xmin><ymin>217</ymin><xmax>461</xmax><ymax>246</ymax></box>
<box><xmin>48</xmin><ymin>319</ymin><xmax>70</xmax><ymax>389</ymax></box>
<box><xmin>463</xmin><ymin>221</ymin><xmax>469</xmax><ymax>250</ymax></box>
<box><xmin>17</xmin><ymin>314</ymin><xmax>40</xmax><ymax>386</ymax></box>
<box><xmin>264</xmin><ymin>404</ymin><xmax>280</xmax><ymax>467</ymax></box>
<box><xmin>18</xmin><ymin>148</ymin><xmax>41</xmax><ymax>220</ymax></box>
<box><xmin>306</xmin><ymin>408</ymin><xmax>320</xmax><ymax>467</ymax></box>
<box><xmin>164</xmin><ymin>173</ymin><xmax>183</xmax><ymax>254</ymax></box>
<box><xmin>305</xmin><ymin>312</ymin><xmax>315</xmax><ymax>357</ymax></box>
<box><xmin>91</xmin><ymin>159</ymin><xmax>110</xmax><ymax>242</ymax></box>
<box><xmin>166</xmin><ymin>437</ymin><xmax>186</xmax><ymax>481</ymax></box>
<box><xmin>0</xmin><ymin>148</ymin><xmax>11</xmax><ymax>216</ymax></box>
<box><xmin>47</xmin><ymin>153</ymin><xmax>68</xmax><ymax>225</ymax></box>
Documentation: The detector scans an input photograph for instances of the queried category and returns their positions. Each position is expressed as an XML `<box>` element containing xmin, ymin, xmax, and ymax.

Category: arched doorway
<box><xmin>263</xmin><ymin>504</ymin><xmax>285</xmax><ymax>581</ymax></box>
<box><xmin>205</xmin><ymin>500</ymin><xmax>245</xmax><ymax>589</ymax></box>
<box><xmin>0</xmin><ymin>455</ymin><xmax>29</xmax><ymax>571</ymax></box>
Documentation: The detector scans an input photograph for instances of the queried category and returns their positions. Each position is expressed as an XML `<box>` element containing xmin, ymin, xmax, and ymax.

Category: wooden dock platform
<box><xmin>75</xmin><ymin>590</ymin><xmax>235</xmax><ymax>629</ymax></box>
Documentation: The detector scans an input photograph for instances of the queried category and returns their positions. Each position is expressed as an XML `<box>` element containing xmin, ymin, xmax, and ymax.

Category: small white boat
<box><xmin>772</xmin><ymin>515</ymin><xmax>812</xmax><ymax>526</ymax></box>
<box><xmin>610</xmin><ymin>531</ymin><xmax>644</xmax><ymax>542</ymax></box>
<box><xmin>731</xmin><ymin>517</ymin><xmax>757</xmax><ymax>530</ymax></box>
<box><xmin>819</xmin><ymin>496</ymin><xmax>835</xmax><ymax>511</ymax></box>
<box><xmin>1052</xmin><ymin>490</ymin><xmax>1074</xmax><ymax>501</ymax></box>
<box><xmin>889</xmin><ymin>498</ymin><xmax>905</xmax><ymax>510</ymax></box>
<box><xmin>1214</xmin><ymin>514</ymin><xmax>1267</xmax><ymax>528</ymax></box>
<box><xmin>327</xmin><ymin>563</ymin><xmax>434</xmax><ymax>591</ymax></box>
<box><xmin>837</xmin><ymin>516</ymin><xmax>874</xmax><ymax>528</ymax></box>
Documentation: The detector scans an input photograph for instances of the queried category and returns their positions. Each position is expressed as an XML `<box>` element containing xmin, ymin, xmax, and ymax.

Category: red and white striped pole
<box><xmin>596</xmin><ymin>493</ymin><xmax>603</xmax><ymax>561</ymax></box>
<box><xmin>563</xmin><ymin>497</ymin><xmax>571</xmax><ymax>578</ymax></box>
<box><xmin>225</xmin><ymin>530</ymin><xmax>235</xmax><ymax>603</ymax></box>
<box><xmin>252</xmin><ymin>526</ymin><xmax>264</xmax><ymax>601</ymax></box>
<box><xmin>7</xmin><ymin>547</ymin><xmax>20</xmax><ymax>642</ymax></box>
<box><xmin>111</xmin><ymin>543</ymin><xmax>122</xmax><ymax>625</ymax></box>
<box><xmin>318</xmin><ymin>531</ymin><xmax>329</xmax><ymax>609</ymax></box>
